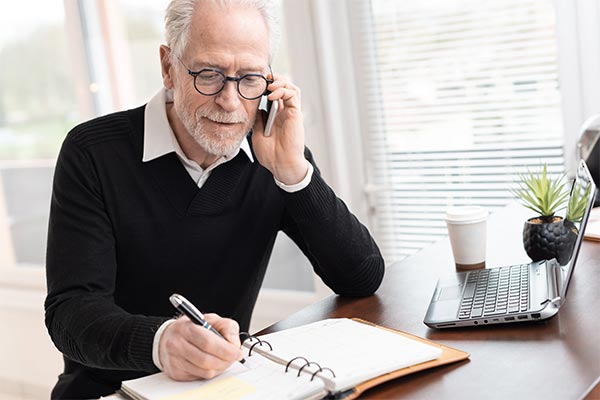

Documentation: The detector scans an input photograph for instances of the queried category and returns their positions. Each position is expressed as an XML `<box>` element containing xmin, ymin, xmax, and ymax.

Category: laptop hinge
<box><xmin>540</xmin><ymin>296</ymin><xmax>562</xmax><ymax>308</ymax></box>
<box><xmin>543</xmin><ymin>259</ymin><xmax>562</xmax><ymax>307</ymax></box>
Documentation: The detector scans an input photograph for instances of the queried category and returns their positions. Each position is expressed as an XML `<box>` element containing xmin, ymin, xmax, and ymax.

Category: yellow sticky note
<box><xmin>162</xmin><ymin>377</ymin><xmax>256</xmax><ymax>400</ymax></box>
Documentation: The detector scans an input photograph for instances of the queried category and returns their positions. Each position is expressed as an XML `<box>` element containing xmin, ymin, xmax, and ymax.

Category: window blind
<box><xmin>349</xmin><ymin>0</ymin><xmax>565</xmax><ymax>263</ymax></box>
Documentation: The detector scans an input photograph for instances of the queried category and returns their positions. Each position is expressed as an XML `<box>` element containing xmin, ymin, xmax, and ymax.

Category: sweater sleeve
<box><xmin>44</xmin><ymin>136</ymin><xmax>168</xmax><ymax>372</ymax></box>
<box><xmin>280</xmin><ymin>148</ymin><xmax>385</xmax><ymax>296</ymax></box>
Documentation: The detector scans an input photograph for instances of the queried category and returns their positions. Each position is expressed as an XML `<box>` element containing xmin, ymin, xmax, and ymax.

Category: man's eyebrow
<box><xmin>187</xmin><ymin>60</ymin><xmax>222</xmax><ymax>70</ymax></box>
<box><xmin>188</xmin><ymin>60</ymin><xmax>267</xmax><ymax>74</ymax></box>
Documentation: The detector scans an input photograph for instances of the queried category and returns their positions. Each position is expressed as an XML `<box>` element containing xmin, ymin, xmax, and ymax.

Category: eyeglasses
<box><xmin>177</xmin><ymin>57</ymin><xmax>273</xmax><ymax>100</ymax></box>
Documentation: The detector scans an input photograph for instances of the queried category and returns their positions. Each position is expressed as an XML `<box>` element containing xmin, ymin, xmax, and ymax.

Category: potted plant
<box><xmin>512</xmin><ymin>164</ymin><xmax>582</xmax><ymax>265</ymax></box>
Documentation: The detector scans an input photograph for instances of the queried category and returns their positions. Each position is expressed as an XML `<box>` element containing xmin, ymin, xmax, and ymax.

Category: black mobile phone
<box><xmin>259</xmin><ymin>95</ymin><xmax>278</xmax><ymax>137</ymax></box>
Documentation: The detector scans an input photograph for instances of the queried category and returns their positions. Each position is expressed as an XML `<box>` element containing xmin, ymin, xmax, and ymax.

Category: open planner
<box><xmin>120</xmin><ymin>318</ymin><xmax>469</xmax><ymax>400</ymax></box>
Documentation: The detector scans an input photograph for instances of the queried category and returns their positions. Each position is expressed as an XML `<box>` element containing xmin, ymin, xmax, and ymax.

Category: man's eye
<box><xmin>243</xmin><ymin>75</ymin><xmax>263</xmax><ymax>85</ymax></box>
<box><xmin>197</xmin><ymin>71</ymin><xmax>222</xmax><ymax>82</ymax></box>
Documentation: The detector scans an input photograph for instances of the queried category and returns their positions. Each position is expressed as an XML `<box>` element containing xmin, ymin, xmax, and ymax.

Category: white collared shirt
<box><xmin>144</xmin><ymin>88</ymin><xmax>313</xmax><ymax>370</ymax></box>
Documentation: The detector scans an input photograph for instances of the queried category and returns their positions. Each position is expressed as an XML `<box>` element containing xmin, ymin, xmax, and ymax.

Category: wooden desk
<box><xmin>260</xmin><ymin>204</ymin><xmax>600</xmax><ymax>399</ymax></box>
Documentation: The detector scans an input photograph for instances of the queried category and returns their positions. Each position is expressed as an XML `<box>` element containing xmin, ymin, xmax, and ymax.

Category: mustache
<box><xmin>197</xmin><ymin>109</ymin><xmax>247</xmax><ymax>124</ymax></box>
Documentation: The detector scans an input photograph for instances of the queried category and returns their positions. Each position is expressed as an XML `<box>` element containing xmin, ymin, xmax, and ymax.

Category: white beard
<box><xmin>175</xmin><ymin>101</ymin><xmax>252</xmax><ymax>157</ymax></box>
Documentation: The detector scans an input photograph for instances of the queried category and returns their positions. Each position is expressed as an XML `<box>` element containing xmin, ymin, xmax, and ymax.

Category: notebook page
<box><xmin>120</xmin><ymin>356</ymin><xmax>326</xmax><ymax>400</ymax></box>
<box><xmin>255</xmin><ymin>318</ymin><xmax>443</xmax><ymax>392</ymax></box>
<box><xmin>120</xmin><ymin>362</ymin><xmax>249</xmax><ymax>400</ymax></box>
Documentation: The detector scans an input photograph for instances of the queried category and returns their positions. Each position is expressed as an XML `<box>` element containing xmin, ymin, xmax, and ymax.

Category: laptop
<box><xmin>424</xmin><ymin>160</ymin><xmax>596</xmax><ymax>328</ymax></box>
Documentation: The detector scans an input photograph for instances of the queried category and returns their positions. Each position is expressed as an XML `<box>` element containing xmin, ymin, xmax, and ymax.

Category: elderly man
<box><xmin>44</xmin><ymin>0</ymin><xmax>384</xmax><ymax>398</ymax></box>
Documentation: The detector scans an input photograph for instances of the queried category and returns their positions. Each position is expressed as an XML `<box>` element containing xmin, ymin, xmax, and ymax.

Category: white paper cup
<box><xmin>445</xmin><ymin>206</ymin><xmax>488</xmax><ymax>271</ymax></box>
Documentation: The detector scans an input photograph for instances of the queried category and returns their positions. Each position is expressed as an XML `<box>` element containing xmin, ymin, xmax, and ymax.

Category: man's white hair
<box><xmin>165</xmin><ymin>0</ymin><xmax>280</xmax><ymax>64</ymax></box>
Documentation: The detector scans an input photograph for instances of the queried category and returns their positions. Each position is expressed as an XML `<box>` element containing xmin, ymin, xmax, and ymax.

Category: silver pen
<box><xmin>169</xmin><ymin>293</ymin><xmax>246</xmax><ymax>364</ymax></box>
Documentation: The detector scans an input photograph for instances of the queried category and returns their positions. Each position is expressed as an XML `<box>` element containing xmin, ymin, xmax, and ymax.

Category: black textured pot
<box><xmin>523</xmin><ymin>217</ymin><xmax>578</xmax><ymax>265</ymax></box>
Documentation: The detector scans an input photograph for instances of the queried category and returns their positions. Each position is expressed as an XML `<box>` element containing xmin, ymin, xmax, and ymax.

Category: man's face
<box><xmin>167</xmin><ymin>3</ymin><xmax>270</xmax><ymax>157</ymax></box>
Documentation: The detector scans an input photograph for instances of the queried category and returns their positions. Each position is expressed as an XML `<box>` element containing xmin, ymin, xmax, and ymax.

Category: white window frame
<box><xmin>282</xmin><ymin>0</ymin><xmax>371</xmax><ymax>224</ymax></box>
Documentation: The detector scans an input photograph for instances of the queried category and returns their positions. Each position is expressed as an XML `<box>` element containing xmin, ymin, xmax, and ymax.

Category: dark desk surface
<box><xmin>260</xmin><ymin>204</ymin><xmax>600</xmax><ymax>399</ymax></box>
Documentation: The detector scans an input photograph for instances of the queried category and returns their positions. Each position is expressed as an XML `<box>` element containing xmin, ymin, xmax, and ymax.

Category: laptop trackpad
<box><xmin>438</xmin><ymin>286</ymin><xmax>463</xmax><ymax>301</ymax></box>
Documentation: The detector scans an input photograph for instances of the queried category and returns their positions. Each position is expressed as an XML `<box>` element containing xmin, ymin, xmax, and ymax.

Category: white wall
<box><xmin>0</xmin><ymin>287</ymin><xmax>63</xmax><ymax>399</ymax></box>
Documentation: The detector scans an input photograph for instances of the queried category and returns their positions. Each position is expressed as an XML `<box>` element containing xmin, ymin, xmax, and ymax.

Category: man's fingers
<box><xmin>206</xmin><ymin>315</ymin><xmax>242</xmax><ymax>348</ymax></box>
<box><xmin>177</xmin><ymin>333</ymin><xmax>235</xmax><ymax>371</ymax></box>
<box><xmin>268</xmin><ymin>87</ymin><xmax>297</xmax><ymax>103</ymax></box>
<box><xmin>178</xmin><ymin>315</ymin><xmax>242</xmax><ymax>363</ymax></box>
<box><xmin>181</xmin><ymin>323</ymin><xmax>241</xmax><ymax>363</ymax></box>
<box><xmin>164</xmin><ymin>356</ymin><xmax>197</xmax><ymax>381</ymax></box>
<box><xmin>166</xmin><ymin>354</ymin><xmax>221</xmax><ymax>381</ymax></box>
<box><xmin>268</xmin><ymin>79</ymin><xmax>301</xmax><ymax>94</ymax></box>
<box><xmin>267</xmin><ymin>76</ymin><xmax>301</xmax><ymax>109</ymax></box>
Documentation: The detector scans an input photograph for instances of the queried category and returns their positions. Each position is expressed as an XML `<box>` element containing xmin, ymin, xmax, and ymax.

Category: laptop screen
<box><xmin>557</xmin><ymin>160</ymin><xmax>597</xmax><ymax>300</ymax></box>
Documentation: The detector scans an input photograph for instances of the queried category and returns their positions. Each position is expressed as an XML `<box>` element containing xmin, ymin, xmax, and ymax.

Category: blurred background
<box><xmin>1</xmin><ymin>0</ymin><xmax>600</xmax><ymax>398</ymax></box>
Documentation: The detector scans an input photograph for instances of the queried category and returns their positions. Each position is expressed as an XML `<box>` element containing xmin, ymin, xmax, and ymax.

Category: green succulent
<box><xmin>565</xmin><ymin>182</ymin><xmax>591</xmax><ymax>222</ymax></box>
<box><xmin>511</xmin><ymin>164</ymin><xmax>569</xmax><ymax>218</ymax></box>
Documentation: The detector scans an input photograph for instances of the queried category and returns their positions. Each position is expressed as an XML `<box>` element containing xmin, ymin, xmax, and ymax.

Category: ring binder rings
<box><xmin>298</xmin><ymin>361</ymin><xmax>321</xmax><ymax>377</ymax></box>
<box><xmin>285</xmin><ymin>356</ymin><xmax>310</xmax><ymax>372</ymax></box>
<box><xmin>119</xmin><ymin>318</ymin><xmax>469</xmax><ymax>400</ymax></box>
<box><xmin>242</xmin><ymin>333</ymin><xmax>339</xmax><ymax>380</ymax></box>
<box><xmin>241</xmin><ymin>334</ymin><xmax>273</xmax><ymax>356</ymax></box>
<box><xmin>311</xmin><ymin>367</ymin><xmax>336</xmax><ymax>381</ymax></box>
<box><xmin>243</xmin><ymin>334</ymin><xmax>338</xmax><ymax>381</ymax></box>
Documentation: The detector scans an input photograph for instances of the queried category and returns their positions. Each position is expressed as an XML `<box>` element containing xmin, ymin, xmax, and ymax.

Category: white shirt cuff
<box><xmin>274</xmin><ymin>161</ymin><xmax>314</xmax><ymax>193</ymax></box>
<box><xmin>152</xmin><ymin>319</ymin><xmax>176</xmax><ymax>371</ymax></box>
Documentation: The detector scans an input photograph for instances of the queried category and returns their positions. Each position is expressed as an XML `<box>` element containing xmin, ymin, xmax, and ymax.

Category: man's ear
<box><xmin>160</xmin><ymin>45</ymin><xmax>175</xmax><ymax>89</ymax></box>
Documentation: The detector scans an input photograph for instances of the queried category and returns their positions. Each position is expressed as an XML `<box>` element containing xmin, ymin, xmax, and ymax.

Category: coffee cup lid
<box><xmin>445</xmin><ymin>206</ymin><xmax>488</xmax><ymax>224</ymax></box>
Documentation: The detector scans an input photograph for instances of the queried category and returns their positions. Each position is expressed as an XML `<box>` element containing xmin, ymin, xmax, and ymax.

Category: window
<box><xmin>349</xmin><ymin>0</ymin><xmax>565</xmax><ymax>262</ymax></box>
<box><xmin>0</xmin><ymin>1</ymin><xmax>78</xmax><ymax>272</ymax></box>
<box><xmin>0</xmin><ymin>1</ymin><xmax>170</xmax><ymax>276</ymax></box>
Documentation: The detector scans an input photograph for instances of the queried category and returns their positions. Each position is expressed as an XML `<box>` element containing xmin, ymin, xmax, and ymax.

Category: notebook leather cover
<box><xmin>344</xmin><ymin>318</ymin><xmax>469</xmax><ymax>399</ymax></box>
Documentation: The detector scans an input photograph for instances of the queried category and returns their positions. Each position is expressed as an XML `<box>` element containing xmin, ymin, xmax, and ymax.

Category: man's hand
<box><xmin>252</xmin><ymin>73</ymin><xmax>308</xmax><ymax>185</ymax></box>
<box><xmin>158</xmin><ymin>314</ymin><xmax>243</xmax><ymax>381</ymax></box>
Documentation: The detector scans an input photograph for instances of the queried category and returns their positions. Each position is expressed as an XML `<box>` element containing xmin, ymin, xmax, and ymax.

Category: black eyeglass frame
<box><xmin>177</xmin><ymin>57</ymin><xmax>274</xmax><ymax>100</ymax></box>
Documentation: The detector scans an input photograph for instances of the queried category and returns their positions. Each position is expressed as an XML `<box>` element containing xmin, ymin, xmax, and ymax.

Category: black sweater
<box><xmin>44</xmin><ymin>105</ymin><xmax>384</xmax><ymax>398</ymax></box>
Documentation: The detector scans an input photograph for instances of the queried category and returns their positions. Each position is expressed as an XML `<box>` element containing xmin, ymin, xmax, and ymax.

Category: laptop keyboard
<box><xmin>458</xmin><ymin>265</ymin><xmax>530</xmax><ymax>319</ymax></box>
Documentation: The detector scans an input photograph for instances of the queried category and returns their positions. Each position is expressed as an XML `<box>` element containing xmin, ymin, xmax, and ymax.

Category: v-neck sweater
<box><xmin>44</xmin><ymin>105</ymin><xmax>384</xmax><ymax>398</ymax></box>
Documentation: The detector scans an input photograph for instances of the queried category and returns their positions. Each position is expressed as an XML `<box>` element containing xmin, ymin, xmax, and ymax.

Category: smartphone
<box><xmin>259</xmin><ymin>95</ymin><xmax>278</xmax><ymax>137</ymax></box>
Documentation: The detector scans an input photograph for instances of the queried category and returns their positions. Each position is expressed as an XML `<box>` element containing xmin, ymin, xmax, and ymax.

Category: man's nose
<box><xmin>214</xmin><ymin>81</ymin><xmax>242</xmax><ymax>112</ymax></box>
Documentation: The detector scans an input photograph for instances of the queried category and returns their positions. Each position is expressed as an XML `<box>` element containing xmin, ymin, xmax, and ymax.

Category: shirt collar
<box><xmin>142</xmin><ymin>87</ymin><xmax>254</xmax><ymax>163</ymax></box>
